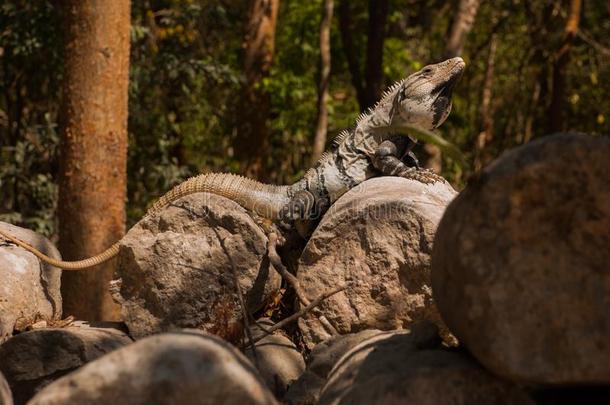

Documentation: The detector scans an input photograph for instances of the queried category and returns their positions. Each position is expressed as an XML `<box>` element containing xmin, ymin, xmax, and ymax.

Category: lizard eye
<box><xmin>422</xmin><ymin>67</ymin><xmax>433</xmax><ymax>75</ymax></box>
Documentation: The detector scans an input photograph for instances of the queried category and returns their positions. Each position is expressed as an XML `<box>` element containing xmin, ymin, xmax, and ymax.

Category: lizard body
<box><xmin>0</xmin><ymin>57</ymin><xmax>465</xmax><ymax>270</ymax></box>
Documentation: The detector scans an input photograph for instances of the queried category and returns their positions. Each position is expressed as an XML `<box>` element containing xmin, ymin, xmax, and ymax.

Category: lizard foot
<box><xmin>279</xmin><ymin>190</ymin><xmax>317</xmax><ymax>222</ymax></box>
<box><xmin>397</xmin><ymin>167</ymin><xmax>445</xmax><ymax>184</ymax></box>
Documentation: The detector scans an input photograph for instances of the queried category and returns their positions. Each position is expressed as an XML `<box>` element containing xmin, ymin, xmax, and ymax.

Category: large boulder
<box><xmin>0</xmin><ymin>371</ymin><xmax>12</xmax><ymax>405</ymax></box>
<box><xmin>0</xmin><ymin>325</ymin><xmax>131</xmax><ymax>404</ymax></box>
<box><xmin>297</xmin><ymin>177</ymin><xmax>456</xmax><ymax>347</ymax></box>
<box><xmin>285</xmin><ymin>329</ymin><xmax>383</xmax><ymax>405</ymax></box>
<box><xmin>245</xmin><ymin>319</ymin><xmax>305</xmax><ymax>398</ymax></box>
<box><xmin>432</xmin><ymin>133</ymin><xmax>610</xmax><ymax>385</ymax></box>
<box><xmin>0</xmin><ymin>222</ymin><xmax>62</xmax><ymax>342</ymax></box>
<box><xmin>114</xmin><ymin>193</ymin><xmax>281</xmax><ymax>341</ymax></box>
<box><xmin>319</xmin><ymin>323</ymin><xmax>533</xmax><ymax>405</ymax></box>
<box><xmin>27</xmin><ymin>331</ymin><xmax>278</xmax><ymax>405</ymax></box>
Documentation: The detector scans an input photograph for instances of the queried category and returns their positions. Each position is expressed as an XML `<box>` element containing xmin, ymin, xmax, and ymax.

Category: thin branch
<box><xmin>577</xmin><ymin>29</ymin><xmax>610</xmax><ymax>56</ymax></box>
<box><xmin>267</xmin><ymin>232</ymin><xmax>310</xmax><ymax>305</ymax></box>
<box><xmin>214</xmin><ymin>228</ymin><xmax>260</xmax><ymax>370</ymax></box>
<box><xmin>251</xmin><ymin>285</ymin><xmax>346</xmax><ymax>344</ymax></box>
<box><xmin>267</xmin><ymin>232</ymin><xmax>339</xmax><ymax>335</ymax></box>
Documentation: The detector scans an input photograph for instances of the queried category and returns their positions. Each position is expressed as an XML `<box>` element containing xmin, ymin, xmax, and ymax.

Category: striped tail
<box><xmin>0</xmin><ymin>173</ymin><xmax>290</xmax><ymax>270</ymax></box>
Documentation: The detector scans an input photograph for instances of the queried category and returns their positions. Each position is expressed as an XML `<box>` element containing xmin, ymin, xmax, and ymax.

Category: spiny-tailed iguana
<box><xmin>0</xmin><ymin>57</ymin><xmax>465</xmax><ymax>270</ymax></box>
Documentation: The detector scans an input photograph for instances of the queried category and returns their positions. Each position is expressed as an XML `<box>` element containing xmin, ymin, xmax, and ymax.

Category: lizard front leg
<box><xmin>372</xmin><ymin>139</ymin><xmax>444</xmax><ymax>184</ymax></box>
<box><xmin>279</xmin><ymin>190</ymin><xmax>330</xmax><ymax>237</ymax></box>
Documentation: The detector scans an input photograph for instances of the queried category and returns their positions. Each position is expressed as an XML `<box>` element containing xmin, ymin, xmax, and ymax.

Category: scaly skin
<box><xmin>0</xmin><ymin>57</ymin><xmax>465</xmax><ymax>270</ymax></box>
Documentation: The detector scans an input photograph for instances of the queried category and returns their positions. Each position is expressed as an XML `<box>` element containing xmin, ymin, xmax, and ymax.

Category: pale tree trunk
<box><xmin>473</xmin><ymin>35</ymin><xmax>497</xmax><ymax>172</ymax></box>
<box><xmin>523</xmin><ymin>82</ymin><xmax>541</xmax><ymax>144</ymax></box>
<box><xmin>424</xmin><ymin>0</ymin><xmax>480</xmax><ymax>173</ymax></box>
<box><xmin>59</xmin><ymin>0</ymin><xmax>130</xmax><ymax>321</ymax></box>
<box><xmin>234</xmin><ymin>0</ymin><xmax>280</xmax><ymax>179</ymax></box>
<box><xmin>312</xmin><ymin>0</ymin><xmax>334</xmax><ymax>163</ymax></box>
<box><xmin>443</xmin><ymin>0</ymin><xmax>481</xmax><ymax>59</ymax></box>
<box><xmin>548</xmin><ymin>0</ymin><xmax>582</xmax><ymax>133</ymax></box>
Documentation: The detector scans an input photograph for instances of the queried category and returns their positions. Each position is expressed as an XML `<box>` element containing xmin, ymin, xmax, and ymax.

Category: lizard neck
<box><xmin>355</xmin><ymin>104</ymin><xmax>394</xmax><ymax>139</ymax></box>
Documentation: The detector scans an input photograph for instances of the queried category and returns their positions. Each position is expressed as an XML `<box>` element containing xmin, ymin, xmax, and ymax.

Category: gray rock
<box><xmin>0</xmin><ymin>325</ymin><xmax>131</xmax><ymax>405</ymax></box>
<box><xmin>319</xmin><ymin>323</ymin><xmax>533</xmax><ymax>405</ymax></box>
<box><xmin>297</xmin><ymin>177</ymin><xmax>456</xmax><ymax>348</ymax></box>
<box><xmin>114</xmin><ymin>193</ymin><xmax>281</xmax><ymax>341</ymax></box>
<box><xmin>0</xmin><ymin>222</ymin><xmax>62</xmax><ymax>342</ymax></box>
<box><xmin>285</xmin><ymin>329</ymin><xmax>384</xmax><ymax>405</ymax></box>
<box><xmin>283</xmin><ymin>372</ymin><xmax>326</xmax><ymax>405</ymax></box>
<box><xmin>27</xmin><ymin>331</ymin><xmax>278</xmax><ymax>405</ymax></box>
<box><xmin>245</xmin><ymin>319</ymin><xmax>305</xmax><ymax>397</ymax></box>
<box><xmin>432</xmin><ymin>133</ymin><xmax>610</xmax><ymax>385</ymax></box>
<box><xmin>0</xmin><ymin>371</ymin><xmax>12</xmax><ymax>405</ymax></box>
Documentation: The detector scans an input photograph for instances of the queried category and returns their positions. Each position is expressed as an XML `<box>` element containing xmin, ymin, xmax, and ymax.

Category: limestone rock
<box><xmin>27</xmin><ymin>331</ymin><xmax>278</xmax><ymax>405</ymax></box>
<box><xmin>285</xmin><ymin>329</ymin><xmax>383</xmax><ymax>405</ymax></box>
<box><xmin>114</xmin><ymin>193</ymin><xmax>281</xmax><ymax>341</ymax></box>
<box><xmin>0</xmin><ymin>371</ymin><xmax>12</xmax><ymax>405</ymax></box>
<box><xmin>245</xmin><ymin>319</ymin><xmax>305</xmax><ymax>397</ymax></box>
<box><xmin>432</xmin><ymin>133</ymin><xmax>610</xmax><ymax>385</ymax></box>
<box><xmin>297</xmin><ymin>177</ymin><xmax>456</xmax><ymax>347</ymax></box>
<box><xmin>0</xmin><ymin>222</ymin><xmax>62</xmax><ymax>342</ymax></box>
<box><xmin>0</xmin><ymin>325</ymin><xmax>131</xmax><ymax>404</ymax></box>
<box><xmin>319</xmin><ymin>323</ymin><xmax>533</xmax><ymax>405</ymax></box>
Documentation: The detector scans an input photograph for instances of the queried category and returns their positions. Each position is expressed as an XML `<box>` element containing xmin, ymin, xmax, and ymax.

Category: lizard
<box><xmin>0</xmin><ymin>57</ymin><xmax>465</xmax><ymax>270</ymax></box>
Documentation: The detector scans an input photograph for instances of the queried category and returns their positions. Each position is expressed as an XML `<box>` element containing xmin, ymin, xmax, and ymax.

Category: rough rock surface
<box><xmin>245</xmin><ymin>319</ymin><xmax>305</xmax><ymax>397</ymax></box>
<box><xmin>285</xmin><ymin>329</ymin><xmax>383</xmax><ymax>405</ymax></box>
<box><xmin>432</xmin><ymin>133</ymin><xmax>610</xmax><ymax>385</ymax></box>
<box><xmin>319</xmin><ymin>323</ymin><xmax>533</xmax><ymax>405</ymax></box>
<box><xmin>0</xmin><ymin>371</ymin><xmax>12</xmax><ymax>405</ymax></box>
<box><xmin>27</xmin><ymin>331</ymin><xmax>278</xmax><ymax>405</ymax></box>
<box><xmin>0</xmin><ymin>325</ymin><xmax>131</xmax><ymax>404</ymax></box>
<box><xmin>297</xmin><ymin>177</ymin><xmax>456</xmax><ymax>347</ymax></box>
<box><xmin>114</xmin><ymin>193</ymin><xmax>281</xmax><ymax>341</ymax></box>
<box><xmin>0</xmin><ymin>222</ymin><xmax>62</xmax><ymax>341</ymax></box>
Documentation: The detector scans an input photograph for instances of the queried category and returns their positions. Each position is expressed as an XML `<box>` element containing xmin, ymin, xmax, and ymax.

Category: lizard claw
<box><xmin>398</xmin><ymin>167</ymin><xmax>445</xmax><ymax>184</ymax></box>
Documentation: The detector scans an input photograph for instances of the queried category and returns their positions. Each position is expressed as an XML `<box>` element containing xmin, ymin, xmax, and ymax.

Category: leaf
<box><xmin>394</xmin><ymin>125</ymin><xmax>468</xmax><ymax>169</ymax></box>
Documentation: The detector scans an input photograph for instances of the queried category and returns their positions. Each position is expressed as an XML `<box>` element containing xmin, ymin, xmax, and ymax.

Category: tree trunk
<box><xmin>363</xmin><ymin>0</ymin><xmax>389</xmax><ymax>108</ymax></box>
<box><xmin>338</xmin><ymin>0</ymin><xmax>389</xmax><ymax>111</ymax></box>
<box><xmin>337</xmin><ymin>0</ymin><xmax>365</xmax><ymax>109</ymax></box>
<box><xmin>443</xmin><ymin>0</ymin><xmax>481</xmax><ymax>59</ymax></box>
<box><xmin>58</xmin><ymin>0</ymin><xmax>130</xmax><ymax>321</ymax></box>
<box><xmin>312</xmin><ymin>0</ymin><xmax>334</xmax><ymax>163</ymax></box>
<box><xmin>424</xmin><ymin>0</ymin><xmax>480</xmax><ymax>173</ymax></box>
<box><xmin>548</xmin><ymin>0</ymin><xmax>582</xmax><ymax>133</ymax></box>
<box><xmin>234</xmin><ymin>0</ymin><xmax>280</xmax><ymax>179</ymax></box>
<box><xmin>474</xmin><ymin>35</ymin><xmax>497</xmax><ymax>172</ymax></box>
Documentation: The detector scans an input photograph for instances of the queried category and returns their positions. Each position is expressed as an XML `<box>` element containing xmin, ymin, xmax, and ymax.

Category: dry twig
<box><xmin>214</xmin><ymin>228</ymin><xmax>260</xmax><ymax>370</ymax></box>
<box><xmin>267</xmin><ymin>232</ymin><xmax>340</xmax><ymax>335</ymax></box>
<box><xmin>251</xmin><ymin>285</ymin><xmax>346</xmax><ymax>344</ymax></box>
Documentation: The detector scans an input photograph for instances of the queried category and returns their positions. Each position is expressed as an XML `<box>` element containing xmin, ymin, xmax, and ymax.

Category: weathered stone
<box><xmin>0</xmin><ymin>325</ymin><xmax>131</xmax><ymax>405</ymax></box>
<box><xmin>297</xmin><ymin>177</ymin><xmax>456</xmax><ymax>348</ymax></box>
<box><xmin>0</xmin><ymin>222</ymin><xmax>62</xmax><ymax>342</ymax></box>
<box><xmin>245</xmin><ymin>319</ymin><xmax>305</xmax><ymax>398</ymax></box>
<box><xmin>432</xmin><ymin>133</ymin><xmax>610</xmax><ymax>385</ymax></box>
<box><xmin>0</xmin><ymin>371</ymin><xmax>12</xmax><ymax>405</ymax></box>
<box><xmin>285</xmin><ymin>329</ymin><xmax>383</xmax><ymax>405</ymax></box>
<box><xmin>27</xmin><ymin>331</ymin><xmax>278</xmax><ymax>405</ymax></box>
<box><xmin>319</xmin><ymin>323</ymin><xmax>533</xmax><ymax>405</ymax></box>
<box><xmin>114</xmin><ymin>193</ymin><xmax>281</xmax><ymax>341</ymax></box>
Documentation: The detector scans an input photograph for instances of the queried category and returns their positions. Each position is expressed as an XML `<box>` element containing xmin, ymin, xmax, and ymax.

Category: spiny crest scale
<box><xmin>355</xmin><ymin>78</ymin><xmax>406</xmax><ymax>126</ymax></box>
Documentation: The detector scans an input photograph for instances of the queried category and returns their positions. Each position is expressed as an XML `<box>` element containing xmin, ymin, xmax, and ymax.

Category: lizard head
<box><xmin>387</xmin><ymin>57</ymin><xmax>465</xmax><ymax>131</ymax></box>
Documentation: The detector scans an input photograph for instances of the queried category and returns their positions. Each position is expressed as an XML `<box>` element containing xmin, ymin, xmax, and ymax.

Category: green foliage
<box><xmin>0</xmin><ymin>1</ymin><xmax>62</xmax><ymax>235</ymax></box>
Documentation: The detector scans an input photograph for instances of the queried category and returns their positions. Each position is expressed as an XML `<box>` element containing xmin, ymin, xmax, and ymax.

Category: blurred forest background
<box><xmin>1</xmin><ymin>0</ymin><xmax>609</xmax><ymax>237</ymax></box>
